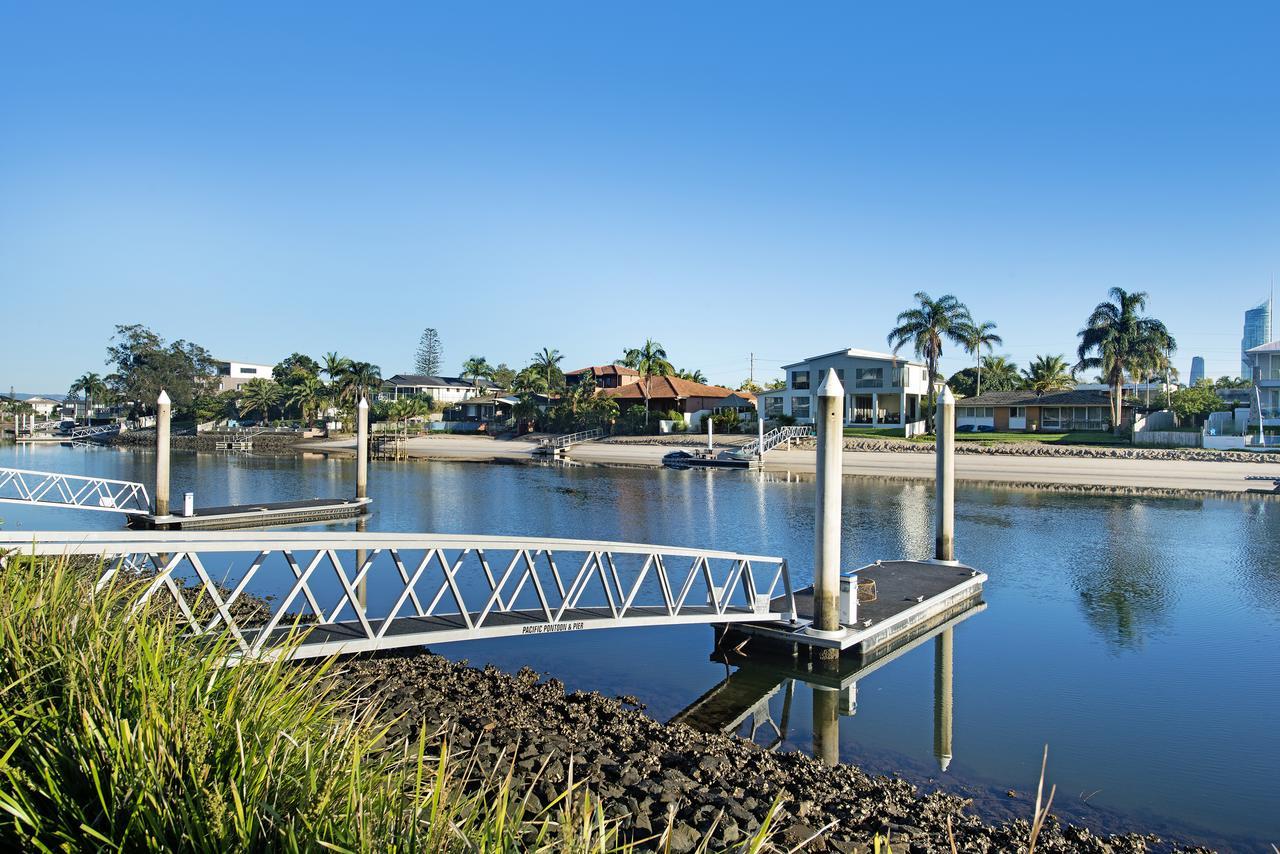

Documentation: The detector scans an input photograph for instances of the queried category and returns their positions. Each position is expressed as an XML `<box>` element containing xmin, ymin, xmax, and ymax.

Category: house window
<box><xmin>240</xmin><ymin>367</ymin><xmax>257</xmax><ymax>375</ymax></box>
<box><xmin>891</xmin><ymin>366</ymin><xmax>906</xmax><ymax>387</ymax></box>
<box><xmin>959</xmin><ymin>406</ymin><xmax>993</xmax><ymax>419</ymax></box>
<box><xmin>791</xmin><ymin>396</ymin><xmax>811</xmax><ymax>419</ymax></box>
<box><xmin>1009</xmin><ymin>407</ymin><xmax>1025</xmax><ymax>418</ymax></box>
<box><xmin>764</xmin><ymin>396</ymin><xmax>783</xmax><ymax>417</ymax></box>
<box><xmin>855</xmin><ymin>368</ymin><xmax>884</xmax><ymax>389</ymax></box>
<box><xmin>792</xmin><ymin>371</ymin><xmax>810</xmax><ymax>390</ymax></box>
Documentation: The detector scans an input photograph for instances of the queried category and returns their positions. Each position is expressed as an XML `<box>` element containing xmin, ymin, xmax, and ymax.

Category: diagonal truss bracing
<box><xmin>0</xmin><ymin>468</ymin><xmax>150</xmax><ymax>514</ymax></box>
<box><xmin>1</xmin><ymin>531</ymin><xmax>796</xmax><ymax>661</ymax></box>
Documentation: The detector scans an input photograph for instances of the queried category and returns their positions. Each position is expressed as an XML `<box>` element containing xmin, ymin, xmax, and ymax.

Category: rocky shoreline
<box><xmin>334</xmin><ymin>650</ymin><xmax>1216</xmax><ymax>853</ymax></box>
<box><xmin>818</xmin><ymin>437</ymin><xmax>1280</xmax><ymax>465</ymax></box>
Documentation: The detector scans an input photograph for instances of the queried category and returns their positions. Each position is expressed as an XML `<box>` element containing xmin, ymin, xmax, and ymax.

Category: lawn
<box><xmin>842</xmin><ymin>426</ymin><xmax>907</xmax><ymax>439</ymax></box>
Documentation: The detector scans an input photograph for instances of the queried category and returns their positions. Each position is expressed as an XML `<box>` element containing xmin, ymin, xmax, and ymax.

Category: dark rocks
<box><xmin>325</xmin><ymin>649</ymin><xmax>1213</xmax><ymax>852</ymax></box>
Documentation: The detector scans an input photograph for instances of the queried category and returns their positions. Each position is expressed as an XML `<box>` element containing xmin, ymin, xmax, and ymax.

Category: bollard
<box><xmin>934</xmin><ymin>627</ymin><xmax>954</xmax><ymax>772</ymax></box>
<box><xmin>356</xmin><ymin>396</ymin><xmax>369</xmax><ymax>500</ymax></box>
<box><xmin>813</xmin><ymin>368</ymin><xmax>844</xmax><ymax>649</ymax></box>
<box><xmin>183</xmin><ymin>492</ymin><xmax>194</xmax><ymax>517</ymax></box>
<box><xmin>935</xmin><ymin>385</ymin><xmax>956</xmax><ymax>562</ymax></box>
<box><xmin>155</xmin><ymin>390</ymin><xmax>171</xmax><ymax>516</ymax></box>
<box><xmin>707</xmin><ymin>412</ymin><xmax>713</xmax><ymax>451</ymax></box>
<box><xmin>757</xmin><ymin>416</ymin><xmax>765</xmax><ymax>460</ymax></box>
<box><xmin>839</xmin><ymin>572</ymin><xmax>858</xmax><ymax>625</ymax></box>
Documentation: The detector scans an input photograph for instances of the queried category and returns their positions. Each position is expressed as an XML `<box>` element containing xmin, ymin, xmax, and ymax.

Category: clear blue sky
<box><xmin>2</xmin><ymin>2</ymin><xmax>1276</xmax><ymax>393</ymax></box>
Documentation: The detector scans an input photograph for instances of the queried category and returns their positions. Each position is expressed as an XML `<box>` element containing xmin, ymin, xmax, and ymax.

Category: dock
<box><xmin>727</xmin><ymin>559</ymin><xmax>985</xmax><ymax>655</ymax></box>
<box><xmin>129</xmin><ymin>497</ymin><xmax>371</xmax><ymax>530</ymax></box>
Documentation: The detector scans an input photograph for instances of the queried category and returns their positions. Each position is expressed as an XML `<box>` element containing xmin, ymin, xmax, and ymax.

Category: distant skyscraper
<box><xmin>1241</xmin><ymin>297</ymin><xmax>1273</xmax><ymax>379</ymax></box>
<box><xmin>1189</xmin><ymin>356</ymin><xmax>1205</xmax><ymax>386</ymax></box>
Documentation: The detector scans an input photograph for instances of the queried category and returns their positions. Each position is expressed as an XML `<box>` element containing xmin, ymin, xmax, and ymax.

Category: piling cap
<box><xmin>156</xmin><ymin>390</ymin><xmax>171</xmax><ymax>405</ymax></box>
<box><xmin>937</xmin><ymin>385</ymin><xmax>955</xmax><ymax>406</ymax></box>
<box><xmin>357</xmin><ymin>396</ymin><xmax>369</xmax><ymax>409</ymax></box>
<box><xmin>816</xmin><ymin>367</ymin><xmax>844</xmax><ymax>397</ymax></box>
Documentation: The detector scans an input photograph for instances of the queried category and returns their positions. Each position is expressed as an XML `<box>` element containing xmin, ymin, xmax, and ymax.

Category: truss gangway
<box><xmin>0</xmin><ymin>468</ymin><xmax>151</xmax><ymax>515</ymax></box>
<box><xmin>68</xmin><ymin>423</ymin><xmax>121</xmax><ymax>440</ymax></box>
<box><xmin>734</xmin><ymin>425</ymin><xmax>814</xmax><ymax>459</ymax></box>
<box><xmin>536</xmin><ymin>427</ymin><xmax>604</xmax><ymax>454</ymax></box>
<box><xmin>1</xmin><ymin>531</ymin><xmax>795</xmax><ymax>661</ymax></box>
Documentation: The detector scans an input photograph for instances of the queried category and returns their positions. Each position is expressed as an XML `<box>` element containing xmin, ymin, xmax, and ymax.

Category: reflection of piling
<box><xmin>935</xmin><ymin>385</ymin><xmax>955</xmax><ymax>562</ymax></box>
<box><xmin>356</xmin><ymin>515</ymin><xmax>368</xmax><ymax>609</ymax></box>
<box><xmin>933</xmin><ymin>627</ymin><xmax>954</xmax><ymax>772</ymax></box>
<box><xmin>813</xmin><ymin>369</ymin><xmax>844</xmax><ymax>655</ymax></box>
<box><xmin>356</xmin><ymin>397</ymin><xmax>369</xmax><ymax>500</ymax></box>
<box><xmin>812</xmin><ymin>685</ymin><xmax>841</xmax><ymax>766</ymax></box>
<box><xmin>155</xmin><ymin>390</ymin><xmax>171</xmax><ymax>516</ymax></box>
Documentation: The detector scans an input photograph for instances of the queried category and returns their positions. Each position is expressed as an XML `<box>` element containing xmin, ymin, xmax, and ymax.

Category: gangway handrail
<box><xmin>541</xmin><ymin>427</ymin><xmax>604</xmax><ymax>450</ymax></box>
<box><xmin>735</xmin><ymin>425</ymin><xmax>814</xmax><ymax>458</ymax></box>
<box><xmin>0</xmin><ymin>468</ymin><xmax>150</xmax><ymax>514</ymax></box>
<box><xmin>1</xmin><ymin>530</ymin><xmax>796</xmax><ymax>661</ymax></box>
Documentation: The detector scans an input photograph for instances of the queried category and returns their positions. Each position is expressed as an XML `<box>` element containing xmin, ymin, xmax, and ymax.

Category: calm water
<box><xmin>3</xmin><ymin>442</ymin><xmax>1278</xmax><ymax>850</ymax></box>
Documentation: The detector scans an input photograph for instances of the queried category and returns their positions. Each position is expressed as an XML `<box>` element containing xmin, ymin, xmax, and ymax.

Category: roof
<box><xmin>383</xmin><ymin>374</ymin><xmax>497</xmax><ymax>389</ymax></box>
<box><xmin>959</xmin><ymin>389</ymin><xmax>1117</xmax><ymax>407</ymax></box>
<box><xmin>565</xmin><ymin>365</ymin><xmax>640</xmax><ymax>378</ymax></box>
<box><xmin>1246</xmin><ymin>340</ymin><xmax>1280</xmax><ymax>354</ymax></box>
<box><xmin>603</xmin><ymin>376</ymin><xmax>739</xmax><ymax>401</ymax></box>
<box><xmin>780</xmin><ymin>347</ymin><xmax>926</xmax><ymax>370</ymax></box>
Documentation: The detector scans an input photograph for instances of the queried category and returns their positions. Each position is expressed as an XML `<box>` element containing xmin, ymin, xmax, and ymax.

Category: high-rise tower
<box><xmin>1242</xmin><ymin>297</ymin><xmax>1273</xmax><ymax>379</ymax></box>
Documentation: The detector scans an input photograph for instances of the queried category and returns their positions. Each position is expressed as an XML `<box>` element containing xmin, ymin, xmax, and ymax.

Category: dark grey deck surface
<box><xmin>772</xmin><ymin>560</ymin><xmax>977</xmax><ymax>626</ymax></box>
<box><xmin>186</xmin><ymin>497</ymin><xmax>366</xmax><ymax>517</ymax></box>
<box><xmin>132</xmin><ymin>497</ymin><xmax>368</xmax><ymax>530</ymax></box>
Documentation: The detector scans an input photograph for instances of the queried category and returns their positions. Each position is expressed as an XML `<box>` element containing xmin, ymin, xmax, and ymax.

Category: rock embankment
<box><xmin>110</xmin><ymin>431</ymin><xmax>304</xmax><ymax>452</ymax></box>
<box><xmin>816</xmin><ymin>437</ymin><xmax>1279</xmax><ymax>465</ymax></box>
<box><xmin>336</xmin><ymin>651</ymin><xmax>1211</xmax><ymax>853</ymax></box>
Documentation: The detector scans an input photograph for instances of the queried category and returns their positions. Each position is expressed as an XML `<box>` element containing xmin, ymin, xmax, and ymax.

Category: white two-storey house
<box><xmin>758</xmin><ymin>348</ymin><xmax>931</xmax><ymax>432</ymax></box>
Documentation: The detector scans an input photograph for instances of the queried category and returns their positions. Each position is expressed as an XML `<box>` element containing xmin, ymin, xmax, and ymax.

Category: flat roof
<box><xmin>781</xmin><ymin>347</ymin><xmax>925</xmax><ymax>370</ymax></box>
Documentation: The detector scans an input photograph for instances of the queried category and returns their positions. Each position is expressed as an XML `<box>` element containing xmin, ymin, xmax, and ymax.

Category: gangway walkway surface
<box><xmin>0</xmin><ymin>468</ymin><xmax>151</xmax><ymax>515</ymax></box>
<box><xmin>1</xmin><ymin>531</ymin><xmax>795</xmax><ymax>662</ymax></box>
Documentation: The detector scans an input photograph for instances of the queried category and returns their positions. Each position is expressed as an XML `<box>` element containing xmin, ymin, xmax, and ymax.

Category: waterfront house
<box><xmin>604</xmin><ymin>377</ymin><xmax>755</xmax><ymax>426</ymax></box>
<box><xmin>19</xmin><ymin>396</ymin><xmax>62</xmax><ymax>418</ymax></box>
<box><xmin>757</xmin><ymin>348</ymin><xmax>930</xmax><ymax>430</ymax></box>
<box><xmin>954</xmin><ymin>389</ymin><xmax>1123</xmax><ymax>432</ymax></box>
<box><xmin>1246</xmin><ymin>340</ymin><xmax>1280</xmax><ymax>427</ymax></box>
<box><xmin>216</xmin><ymin>360</ymin><xmax>275</xmax><ymax>392</ymax></box>
<box><xmin>380</xmin><ymin>374</ymin><xmax>497</xmax><ymax>404</ymax></box>
<box><xmin>564</xmin><ymin>365</ymin><xmax>640</xmax><ymax>390</ymax></box>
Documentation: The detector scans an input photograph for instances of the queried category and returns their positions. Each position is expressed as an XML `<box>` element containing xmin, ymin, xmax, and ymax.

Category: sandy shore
<box><xmin>294</xmin><ymin>435</ymin><xmax>1280</xmax><ymax>496</ymax></box>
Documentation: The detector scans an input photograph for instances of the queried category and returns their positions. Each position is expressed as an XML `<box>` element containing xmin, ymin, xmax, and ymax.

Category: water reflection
<box><xmin>1071</xmin><ymin>502</ymin><xmax>1173</xmax><ymax>650</ymax></box>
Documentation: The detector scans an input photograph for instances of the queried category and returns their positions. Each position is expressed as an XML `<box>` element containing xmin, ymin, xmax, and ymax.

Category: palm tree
<box><xmin>958</xmin><ymin>321</ymin><xmax>1002</xmax><ymax>398</ymax></box>
<box><xmin>1022</xmin><ymin>354</ymin><xmax>1076</xmax><ymax>393</ymax></box>
<box><xmin>337</xmin><ymin>361</ymin><xmax>382</xmax><ymax>407</ymax></box>
<box><xmin>1076</xmin><ymin>287</ymin><xmax>1176</xmax><ymax>428</ymax></box>
<box><xmin>239</xmin><ymin>378</ymin><xmax>282</xmax><ymax>422</ymax></box>
<box><xmin>887</xmin><ymin>292</ymin><xmax>973</xmax><ymax>429</ymax></box>
<box><xmin>461</xmin><ymin>356</ymin><xmax>491</xmax><ymax>394</ymax></box>
<box><xmin>977</xmin><ymin>356</ymin><xmax>1021</xmax><ymax>392</ymax></box>
<box><xmin>676</xmin><ymin>368</ymin><xmax>708</xmax><ymax>383</ymax></box>
<box><xmin>622</xmin><ymin>340</ymin><xmax>674</xmax><ymax>426</ymax></box>
<box><xmin>531</xmin><ymin>348</ymin><xmax>563</xmax><ymax>392</ymax></box>
<box><xmin>322</xmin><ymin>352</ymin><xmax>351</xmax><ymax>384</ymax></box>
<box><xmin>286</xmin><ymin>373</ymin><xmax>325</xmax><ymax>424</ymax></box>
<box><xmin>69</xmin><ymin>372</ymin><xmax>106</xmax><ymax>422</ymax></box>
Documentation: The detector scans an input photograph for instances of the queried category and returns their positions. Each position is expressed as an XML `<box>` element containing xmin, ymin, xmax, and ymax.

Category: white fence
<box><xmin>1132</xmin><ymin>431</ymin><xmax>1202</xmax><ymax>447</ymax></box>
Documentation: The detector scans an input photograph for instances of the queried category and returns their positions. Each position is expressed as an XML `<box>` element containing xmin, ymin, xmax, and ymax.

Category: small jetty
<box><xmin>128</xmin><ymin>496</ymin><xmax>371</xmax><ymax>530</ymax></box>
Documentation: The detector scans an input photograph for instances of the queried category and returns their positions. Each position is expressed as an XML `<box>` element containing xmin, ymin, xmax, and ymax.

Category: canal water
<box><xmin>2</xmin><ymin>442</ymin><xmax>1277</xmax><ymax>851</ymax></box>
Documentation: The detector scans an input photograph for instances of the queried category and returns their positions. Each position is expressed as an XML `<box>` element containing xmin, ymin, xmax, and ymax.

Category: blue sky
<box><xmin>2</xmin><ymin>2</ymin><xmax>1276</xmax><ymax>393</ymax></box>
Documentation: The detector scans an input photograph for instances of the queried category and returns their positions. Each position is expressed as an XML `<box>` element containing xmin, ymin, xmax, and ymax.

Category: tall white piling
<box><xmin>356</xmin><ymin>396</ymin><xmax>369</xmax><ymax>500</ymax></box>
<box><xmin>757</xmin><ymin>415</ymin><xmax>765</xmax><ymax>459</ymax></box>
<box><xmin>155</xmin><ymin>389</ymin><xmax>171</xmax><ymax>516</ymax></box>
<box><xmin>814</xmin><ymin>368</ymin><xmax>844</xmax><ymax>642</ymax></box>
<box><xmin>935</xmin><ymin>385</ymin><xmax>955</xmax><ymax>562</ymax></box>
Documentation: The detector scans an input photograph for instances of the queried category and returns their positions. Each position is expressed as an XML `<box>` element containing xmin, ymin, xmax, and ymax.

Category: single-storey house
<box><xmin>955</xmin><ymin>389</ymin><xmax>1127</xmax><ymax>432</ymax></box>
<box><xmin>446</xmin><ymin>395</ymin><xmax>518</xmax><ymax>423</ymax></box>
<box><xmin>380</xmin><ymin>374</ymin><xmax>497</xmax><ymax>404</ymax></box>
<box><xmin>564</xmin><ymin>365</ymin><xmax>640</xmax><ymax>390</ymax></box>
<box><xmin>604</xmin><ymin>377</ymin><xmax>755</xmax><ymax>426</ymax></box>
<box><xmin>757</xmin><ymin>348</ymin><xmax>931</xmax><ymax>429</ymax></box>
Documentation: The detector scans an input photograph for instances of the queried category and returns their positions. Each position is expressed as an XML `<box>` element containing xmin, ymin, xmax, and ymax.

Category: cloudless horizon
<box><xmin>2</xmin><ymin>2</ymin><xmax>1277</xmax><ymax>393</ymax></box>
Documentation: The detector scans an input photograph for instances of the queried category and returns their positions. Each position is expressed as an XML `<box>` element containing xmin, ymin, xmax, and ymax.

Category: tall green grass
<box><xmin>0</xmin><ymin>554</ymin><xmax>778</xmax><ymax>852</ymax></box>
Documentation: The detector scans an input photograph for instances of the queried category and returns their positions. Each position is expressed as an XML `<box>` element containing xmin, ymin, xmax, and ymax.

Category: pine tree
<box><xmin>414</xmin><ymin>328</ymin><xmax>442</xmax><ymax>376</ymax></box>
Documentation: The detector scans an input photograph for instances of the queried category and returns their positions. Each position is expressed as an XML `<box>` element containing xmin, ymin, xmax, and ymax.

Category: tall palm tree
<box><xmin>286</xmin><ymin>373</ymin><xmax>325</xmax><ymax>424</ymax></box>
<box><xmin>531</xmin><ymin>348</ymin><xmax>563</xmax><ymax>392</ymax></box>
<box><xmin>1076</xmin><ymin>287</ymin><xmax>1176</xmax><ymax>428</ymax></box>
<box><xmin>461</xmin><ymin>356</ymin><xmax>492</xmax><ymax>394</ymax></box>
<box><xmin>1022</xmin><ymin>354</ymin><xmax>1076</xmax><ymax>393</ymax></box>
<box><xmin>239</xmin><ymin>378</ymin><xmax>282</xmax><ymax>422</ymax></box>
<box><xmin>887</xmin><ymin>292</ymin><xmax>973</xmax><ymax>429</ymax></box>
<box><xmin>622</xmin><ymin>340</ymin><xmax>674</xmax><ymax>426</ymax></box>
<box><xmin>676</xmin><ymin>368</ymin><xmax>708</xmax><ymax>384</ymax></box>
<box><xmin>338</xmin><ymin>361</ymin><xmax>382</xmax><ymax>407</ymax></box>
<box><xmin>958</xmin><ymin>321</ymin><xmax>1002</xmax><ymax>398</ymax></box>
<box><xmin>977</xmin><ymin>356</ymin><xmax>1021</xmax><ymax>392</ymax></box>
<box><xmin>69</xmin><ymin>372</ymin><xmax>106</xmax><ymax>421</ymax></box>
<box><xmin>322</xmin><ymin>352</ymin><xmax>351</xmax><ymax>384</ymax></box>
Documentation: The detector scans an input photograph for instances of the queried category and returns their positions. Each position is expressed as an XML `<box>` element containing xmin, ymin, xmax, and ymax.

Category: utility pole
<box><xmin>749</xmin><ymin>352</ymin><xmax>754</xmax><ymax>387</ymax></box>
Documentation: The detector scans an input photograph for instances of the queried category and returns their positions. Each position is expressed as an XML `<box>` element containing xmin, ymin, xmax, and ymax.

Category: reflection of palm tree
<box><xmin>958</xmin><ymin>321</ymin><xmax>1002</xmax><ymax>398</ymax></box>
<box><xmin>1076</xmin><ymin>287</ymin><xmax>1176</xmax><ymax>429</ymax></box>
<box><xmin>887</xmin><ymin>292</ymin><xmax>972</xmax><ymax>430</ymax></box>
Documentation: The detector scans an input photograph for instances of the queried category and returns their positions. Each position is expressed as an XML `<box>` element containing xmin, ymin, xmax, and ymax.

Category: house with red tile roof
<box><xmin>603</xmin><ymin>376</ymin><xmax>756</xmax><ymax>426</ymax></box>
<box><xmin>564</xmin><ymin>364</ymin><xmax>641</xmax><ymax>390</ymax></box>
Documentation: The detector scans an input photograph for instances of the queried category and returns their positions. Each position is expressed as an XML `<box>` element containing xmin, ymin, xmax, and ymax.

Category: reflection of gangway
<box><xmin>2</xmin><ymin>531</ymin><xmax>795</xmax><ymax>662</ymax></box>
<box><xmin>0</xmin><ymin>467</ymin><xmax>151</xmax><ymax>515</ymax></box>
<box><xmin>670</xmin><ymin>599</ymin><xmax>985</xmax><ymax>769</ymax></box>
